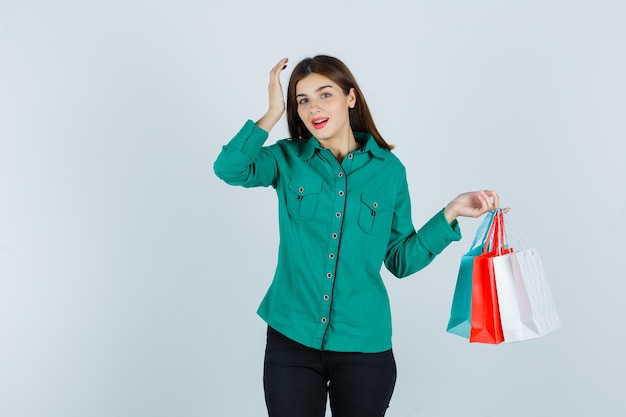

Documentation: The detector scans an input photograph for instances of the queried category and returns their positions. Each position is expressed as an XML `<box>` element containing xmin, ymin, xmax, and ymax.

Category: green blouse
<box><xmin>214</xmin><ymin>120</ymin><xmax>461</xmax><ymax>352</ymax></box>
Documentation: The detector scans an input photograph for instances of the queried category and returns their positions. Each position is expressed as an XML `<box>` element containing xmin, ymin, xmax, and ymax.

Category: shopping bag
<box><xmin>446</xmin><ymin>211</ymin><xmax>495</xmax><ymax>339</ymax></box>
<box><xmin>469</xmin><ymin>210</ymin><xmax>513</xmax><ymax>344</ymax></box>
<box><xmin>493</xmin><ymin>212</ymin><xmax>561</xmax><ymax>342</ymax></box>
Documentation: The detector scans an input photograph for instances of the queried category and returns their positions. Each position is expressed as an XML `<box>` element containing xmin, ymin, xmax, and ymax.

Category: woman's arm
<box><xmin>213</xmin><ymin>58</ymin><xmax>289</xmax><ymax>188</ymax></box>
<box><xmin>256</xmin><ymin>58</ymin><xmax>288</xmax><ymax>133</ymax></box>
<box><xmin>384</xmin><ymin>197</ymin><xmax>462</xmax><ymax>278</ymax></box>
<box><xmin>213</xmin><ymin>121</ymin><xmax>278</xmax><ymax>187</ymax></box>
<box><xmin>384</xmin><ymin>183</ymin><xmax>503</xmax><ymax>278</ymax></box>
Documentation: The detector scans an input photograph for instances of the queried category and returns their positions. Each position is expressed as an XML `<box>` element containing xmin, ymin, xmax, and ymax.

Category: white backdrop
<box><xmin>1</xmin><ymin>1</ymin><xmax>625</xmax><ymax>416</ymax></box>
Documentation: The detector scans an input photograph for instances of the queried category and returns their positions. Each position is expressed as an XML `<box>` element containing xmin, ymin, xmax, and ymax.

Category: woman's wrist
<box><xmin>443</xmin><ymin>204</ymin><xmax>458</xmax><ymax>224</ymax></box>
<box><xmin>256</xmin><ymin>109</ymin><xmax>283</xmax><ymax>133</ymax></box>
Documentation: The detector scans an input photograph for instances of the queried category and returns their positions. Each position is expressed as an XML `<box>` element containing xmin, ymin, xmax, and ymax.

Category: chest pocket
<box><xmin>358</xmin><ymin>192</ymin><xmax>393</xmax><ymax>235</ymax></box>
<box><xmin>286</xmin><ymin>178</ymin><xmax>323</xmax><ymax>220</ymax></box>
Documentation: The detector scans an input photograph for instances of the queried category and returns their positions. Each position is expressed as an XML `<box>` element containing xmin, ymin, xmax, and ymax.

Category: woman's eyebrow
<box><xmin>296</xmin><ymin>85</ymin><xmax>333</xmax><ymax>98</ymax></box>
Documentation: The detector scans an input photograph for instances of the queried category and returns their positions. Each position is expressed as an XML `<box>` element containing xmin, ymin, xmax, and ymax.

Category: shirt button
<box><xmin>323</xmin><ymin>295</ymin><xmax>330</xmax><ymax>300</ymax></box>
<box><xmin>338</xmin><ymin>190</ymin><xmax>344</xmax><ymax>196</ymax></box>
<box><xmin>338</xmin><ymin>172</ymin><xmax>344</xmax><ymax>178</ymax></box>
<box><xmin>348</xmin><ymin>154</ymin><xmax>354</xmax><ymax>159</ymax></box>
<box><xmin>373</xmin><ymin>202</ymin><xmax>378</xmax><ymax>208</ymax></box>
<box><xmin>326</xmin><ymin>273</ymin><xmax>333</xmax><ymax>278</ymax></box>
<box><xmin>331</xmin><ymin>233</ymin><xmax>338</xmax><ymax>239</ymax></box>
<box><xmin>329</xmin><ymin>253</ymin><xmax>335</xmax><ymax>259</ymax></box>
<box><xmin>335</xmin><ymin>212</ymin><xmax>342</xmax><ymax>218</ymax></box>
<box><xmin>298</xmin><ymin>186</ymin><xmax>304</xmax><ymax>193</ymax></box>
<box><xmin>321</xmin><ymin>317</ymin><xmax>327</xmax><ymax>323</ymax></box>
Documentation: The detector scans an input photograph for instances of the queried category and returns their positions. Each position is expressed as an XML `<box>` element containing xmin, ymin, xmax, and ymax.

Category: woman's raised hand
<box><xmin>256</xmin><ymin>58</ymin><xmax>289</xmax><ymax>133</ymax></box>
<box><xmin>443</xmin><ymin>190</ymin><xmax>508</xmax><ymax>223</ymax></box>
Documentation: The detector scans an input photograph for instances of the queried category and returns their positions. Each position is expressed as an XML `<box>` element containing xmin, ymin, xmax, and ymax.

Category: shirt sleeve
<box><xmin>213</xmin><ymin>120</ymin><xmax>279</xmax><ymax>188</ymax></box>
<box><xmin>384</xmin><ymin>174</ymin><xmax>462</xmax><ymax>278</ymax></box>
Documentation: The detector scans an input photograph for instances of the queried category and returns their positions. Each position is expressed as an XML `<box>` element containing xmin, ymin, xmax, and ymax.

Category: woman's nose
<box><xmin>310</xmin><ymin>101</ymin><xmax>321</xmax><ymax>113</ymax></box>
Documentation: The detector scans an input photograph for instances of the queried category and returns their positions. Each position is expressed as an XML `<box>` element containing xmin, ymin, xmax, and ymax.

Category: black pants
<box><xmin>263</xmin><ymin>326</ymin><xmax>397</xmax><ymax>417</ymax></box>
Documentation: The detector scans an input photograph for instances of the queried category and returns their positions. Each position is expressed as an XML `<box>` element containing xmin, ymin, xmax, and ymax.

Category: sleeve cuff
<box><xmin>417</xmin><ymin>208</ymin><xmax>462</xmax><ymax>255</ymax></box>
<box><xmin>229</xmin><ymin>119</ymin><xmax>270</xmax><ymax>158</ymax></box>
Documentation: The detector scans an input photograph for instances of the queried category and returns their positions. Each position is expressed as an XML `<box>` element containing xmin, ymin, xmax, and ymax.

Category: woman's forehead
<box><xmin>295</xmin><ymin>73</ymin><xmax>337</xmax><ymax>94</ymax></box>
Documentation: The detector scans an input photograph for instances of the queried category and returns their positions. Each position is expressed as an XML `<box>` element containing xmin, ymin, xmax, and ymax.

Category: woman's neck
<box><xmin>320</xmin><ymin>131</ymin><xmax>359</xmax><ymax>163</ymax></box>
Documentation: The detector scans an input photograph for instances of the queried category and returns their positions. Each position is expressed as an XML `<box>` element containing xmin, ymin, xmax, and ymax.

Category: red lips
<box><xmin>311</xmin><ymin>117</ymin><xmax>329</xmax><ymax>130</ymax></box>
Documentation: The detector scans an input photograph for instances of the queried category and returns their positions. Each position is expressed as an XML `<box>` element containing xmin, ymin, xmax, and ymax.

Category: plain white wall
<box><xmin>1</xmin><ymin>1</ymin><xmax>625</xmax><ymax>416</ymax></box>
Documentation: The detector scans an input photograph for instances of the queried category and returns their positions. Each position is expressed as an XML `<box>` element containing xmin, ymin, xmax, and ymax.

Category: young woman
<box><xmin>214</xmin><ymin>55</ymin><xmax>502</xmax><ymax>417</ymax></box>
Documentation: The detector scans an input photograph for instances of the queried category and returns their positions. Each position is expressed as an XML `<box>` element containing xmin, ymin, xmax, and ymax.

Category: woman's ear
<box><xmin>348</xmin><ymin>88</ymin><xmax>357</xmax><ymax>108</ymax></box>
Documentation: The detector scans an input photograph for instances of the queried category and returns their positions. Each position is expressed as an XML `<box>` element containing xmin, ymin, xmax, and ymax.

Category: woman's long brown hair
<box><xmin>286</xmin><ymin>55</ymin><xmax>393</xmax><ymax>150</ymax></box>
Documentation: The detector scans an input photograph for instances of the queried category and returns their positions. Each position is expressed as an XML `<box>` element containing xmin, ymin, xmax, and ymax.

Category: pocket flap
<box><xmin>360</xmin><ymin>192</ymin><xmax>391</xmax><ymax>212</ymax></box>
<box><xmin>288</xmin><ymin>178</ymin><xmax>323</xmax><ymax>196</ymax></box>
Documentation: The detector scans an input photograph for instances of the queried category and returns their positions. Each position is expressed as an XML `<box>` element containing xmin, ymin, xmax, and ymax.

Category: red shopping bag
<box><xmin>469</xmin><ymin>210</ymin><xmax>513</xmax><ymax>344</ymax></box>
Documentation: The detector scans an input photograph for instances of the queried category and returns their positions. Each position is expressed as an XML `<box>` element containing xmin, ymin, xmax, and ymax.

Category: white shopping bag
<box><xmin>492</xmin><ymin>213</ymin><xmax>561</xmax><ymax>343</ymax></box>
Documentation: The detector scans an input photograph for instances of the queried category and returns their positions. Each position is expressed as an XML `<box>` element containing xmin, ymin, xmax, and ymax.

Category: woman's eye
<box><xmin>321</xmin><ymin>93</ymin><xmax>331</xmax><ymax>98</ymax></box>
<box><xmin>298</xmin><ymin>98</ymin><xmax>308</xmax><ymax>105</ymax></box>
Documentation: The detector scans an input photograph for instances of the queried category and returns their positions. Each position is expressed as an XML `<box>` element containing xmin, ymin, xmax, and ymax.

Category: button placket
<box><xmin>319</xmin><ymin>167</ymin><xmax>347</xmax><ymax>332</ymax></box>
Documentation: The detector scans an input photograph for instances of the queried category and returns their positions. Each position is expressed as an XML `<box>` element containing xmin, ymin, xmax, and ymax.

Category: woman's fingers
<box><xmin>479</xmin><ymin>190</ymin><xmax>510</xmax><ymax>214</ymax></box>
<box><xmin>255</xmin><ymin>58</ymin><xmax>289</xmax><ymax>133</ymax></box>
<box><xmin>474</xmin><ymin>190</ymin><xmax>490</xmax><ymax>213</ymax></box>
<box><xmin>446</xmin><ymin>189</ymin><xmax>510</xmax><ymax>221</ymax></box>
<box><xmin>267</xmin><ymin>58</ymin><xmax>288</xmax><ymax>115</ymax></box>
<box><xmin>271</xmin><ymin>58</ymin><xmax>288</xmax><ymax>74</ymax></box>
<box><xmin>269</xmin><ymin>58</ymin><xmax>288</xmax><ymax>85</ymax></box>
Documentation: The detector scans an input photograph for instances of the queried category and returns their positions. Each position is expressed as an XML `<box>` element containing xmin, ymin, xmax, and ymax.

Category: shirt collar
<box><xmin>355</xmin><ymin>132</ymin><xmax>388</xmax><ymax>159</ymax></box>
<box><xmin>298</xmin><ymin>132</ymin><xmax>388</xmax><ymax>161</ymax></box>
<box><xmin>299</xmin><ymin>136</ymin><xmax>322</xmax><ymax>160</ymax></box>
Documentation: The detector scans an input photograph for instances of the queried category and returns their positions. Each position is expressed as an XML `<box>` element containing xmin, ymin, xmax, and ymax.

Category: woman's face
<box><xmin>295</xmin><ymin>73</ymin><xmax>356</xmax><ymax>143</ymax></box>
